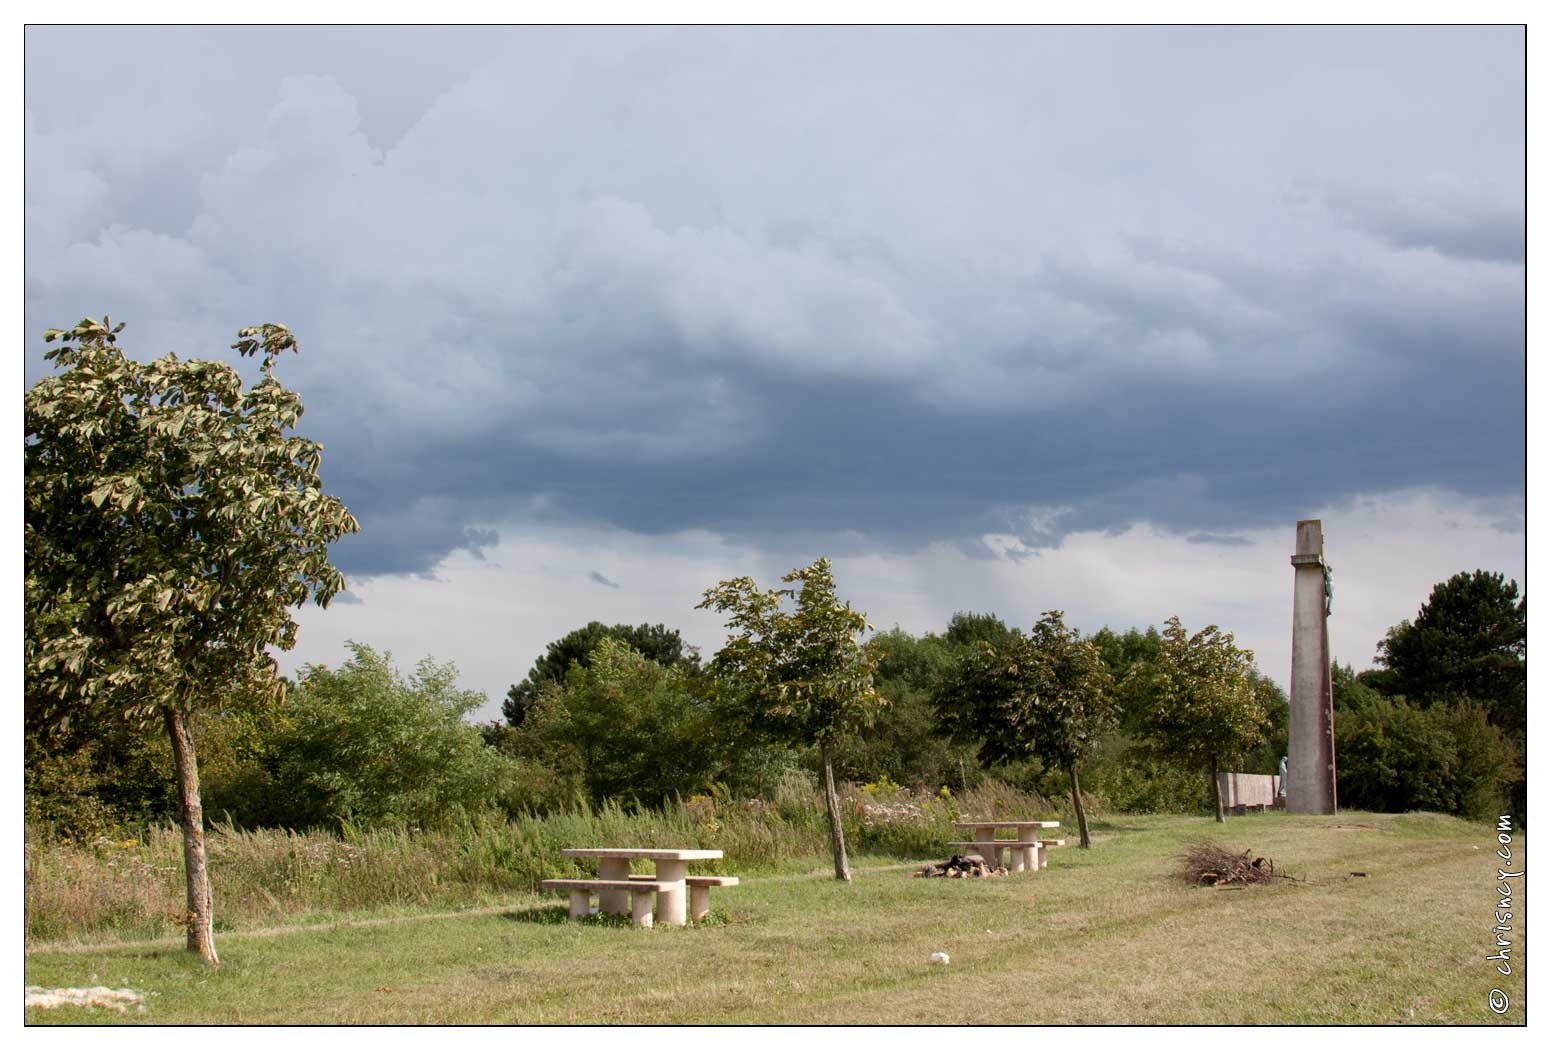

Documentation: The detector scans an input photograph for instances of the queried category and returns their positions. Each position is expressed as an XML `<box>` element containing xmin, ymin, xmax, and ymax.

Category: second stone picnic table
<box><xmin>948</xmin><ymin>820</ymin><xmax>1062</xmax><ymax>872</ymax></box>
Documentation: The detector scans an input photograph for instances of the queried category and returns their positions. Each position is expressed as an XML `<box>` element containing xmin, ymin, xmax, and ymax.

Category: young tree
<box><xmin>697</xmin><ymin>558</ymin><xmax>885</xmax><ymax>881</ymax></box>
<box><xmin>25</xmin><ymin>317</ymin><xmax>358</xmax><ymax>964</ymax></box>
<box><xmin>936</xmin><ymin>611</ymin><xmax>1115</xmax><ymax>847</ymax></box>
<box><xmin>1127</xmin><ymin>616</ymin><xmax>1268</xmax><ymax>823</ymax></box>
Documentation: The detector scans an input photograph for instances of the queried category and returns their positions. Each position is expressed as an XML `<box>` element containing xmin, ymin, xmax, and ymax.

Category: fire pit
<box><xmin>915</xmin><ymin>853</ymin><xmax>1008</xmax><ymax>878</ymax></box>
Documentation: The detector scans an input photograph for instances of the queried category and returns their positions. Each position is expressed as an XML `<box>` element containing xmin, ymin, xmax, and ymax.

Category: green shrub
<box><xmin>261</xmin><ymin>644</ymin><xmax>517</xmax><ymax>830</ymax></box>
<box><xmin>1335</xmin><ymin>694</ymin><xmax>1516</xmax><ymax>820</ymax></box>
<box><xmin>24</xmin><ymin>712</ymin><xmax>175</xmax><ymax>842</ymax></box>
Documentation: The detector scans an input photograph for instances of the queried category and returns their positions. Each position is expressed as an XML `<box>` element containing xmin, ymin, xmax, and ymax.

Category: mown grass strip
<box><xmin>24</xmin><ymin>812</ymin><xmax>1522</xmax><ymax>1025</ymax></box>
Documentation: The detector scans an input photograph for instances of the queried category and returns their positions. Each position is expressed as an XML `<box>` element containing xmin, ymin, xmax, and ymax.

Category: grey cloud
<box><xmin>24</xmin><ymin>28</ymin><xmax>1525</xmax><ymax>578</ymax></box>
<box><xmin>588</xmin><ymin>571</ymin><xmax>621</xmax><ymax>589</ymax></box>
<box><xmin>1319</xmin><ymin>181</ymin><xmax>1525</xmax><ymax>265</ymax></box>
<box><xmin>1186</xmin><ymin>533</ymin><xmax>1254</xmax><ymax>548</ymax></box>
<box><xmin>329</xmin><ymin>496</ymin><xmax>499</xmax><ymax>579</ymax></box>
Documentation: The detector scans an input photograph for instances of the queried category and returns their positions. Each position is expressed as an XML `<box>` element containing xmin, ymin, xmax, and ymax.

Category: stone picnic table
<box><xmin>547</xmin><ymin>848</ymin><xmax>729</xmax><ymax>927</ymax></box>
<box><xmin>947</xmin><ymin>820</ymin><xmax>1063</xmax><ymax>872</ymax></box>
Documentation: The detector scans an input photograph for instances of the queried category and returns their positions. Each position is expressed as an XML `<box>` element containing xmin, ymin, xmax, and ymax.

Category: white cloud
<box><xmin>279</xmin><ymin>487</ymin><xmax>1525</xmax><ymax>724</ymax></box>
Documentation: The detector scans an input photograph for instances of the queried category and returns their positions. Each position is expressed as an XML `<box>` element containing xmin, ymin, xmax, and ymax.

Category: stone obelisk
<box><xmin>1287</xmin><ymin>519</ymin><xmax>1337</xmax><ymax>813</ymax></box>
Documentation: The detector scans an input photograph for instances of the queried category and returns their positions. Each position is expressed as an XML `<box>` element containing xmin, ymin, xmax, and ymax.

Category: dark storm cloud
<box><xmin>311</xmin><ymin>321</ymin><xmax>1523</xmax><ymax>576</ymax></box>
<box><xmin>25</xmin><ymin>27</ymin><xmax>1525</xmax><ymax>578</ymax></box>
<box><xmin>330</xmin><ymin>504</ymin><xmax>499</xmax><ymax>579</ymax></box>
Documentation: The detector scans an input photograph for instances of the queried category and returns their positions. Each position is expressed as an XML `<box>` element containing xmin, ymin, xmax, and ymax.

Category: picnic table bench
<box><xmin>541</xmin><ymin>878</ymin><xmax>680</xmax><ymax>928</ymax></box>
<box><xmin>948</xmin><ymin>820</ymin><xmax>1062</xmax><ymax>872</ymax></box>
<box><xmin>629</xmin><ymin>873</ymin><xmax>740</xmax><ymax>921</ymax></box>
<box><xmin>544</xmin><ymin>848</ymin><xmax>728</xmax><ymax>927</ymax></box>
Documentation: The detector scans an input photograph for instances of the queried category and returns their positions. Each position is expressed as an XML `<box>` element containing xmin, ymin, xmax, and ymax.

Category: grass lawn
<box><xmin>24</xmin><ymin>811</ymin><xmax>1524</xmax><ymax>1025</ymax></box>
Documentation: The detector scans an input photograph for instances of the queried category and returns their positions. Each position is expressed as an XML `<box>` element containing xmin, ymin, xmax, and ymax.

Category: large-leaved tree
<box><xmin>25</xmin><ymin>317</ymin><xmax>358</xmax><ymax>964</ymax></box>
<box><xmin>697</xmin><ymin>557</ymin><xmax>885</xmax><ymax>882</ymax></box>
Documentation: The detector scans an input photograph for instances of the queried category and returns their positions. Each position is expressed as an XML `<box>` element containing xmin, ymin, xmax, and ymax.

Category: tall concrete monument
<box><xmin>1287</xmin><ymin>519</ymin><xmax>1337</xmax><ymax>814</ymax></box>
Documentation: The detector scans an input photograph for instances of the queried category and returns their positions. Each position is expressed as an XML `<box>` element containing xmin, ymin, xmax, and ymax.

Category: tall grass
<box><xmin>25</xmin><ymin>778</ymin><xmax>1059</xmax><ymax>945</ymax></box>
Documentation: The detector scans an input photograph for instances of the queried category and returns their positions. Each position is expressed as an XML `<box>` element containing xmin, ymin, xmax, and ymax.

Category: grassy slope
<box><xmin>24</xmin><ymin>811</ymin><xmax>1524</xmax><ymax>1025</ymax></box>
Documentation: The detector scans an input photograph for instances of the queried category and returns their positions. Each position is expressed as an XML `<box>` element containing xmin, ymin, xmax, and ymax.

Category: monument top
<box><xmin>1295</xmin><ymin>519</ymin><xmax>1324</xmax><ymax>557</ymax></box>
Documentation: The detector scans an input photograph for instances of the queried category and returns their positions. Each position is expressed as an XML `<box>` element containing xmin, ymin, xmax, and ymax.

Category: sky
<box><xmin>22</xmin><ymin>25</ymin><xmax>1527</xmax><ymax>723</ymax></box>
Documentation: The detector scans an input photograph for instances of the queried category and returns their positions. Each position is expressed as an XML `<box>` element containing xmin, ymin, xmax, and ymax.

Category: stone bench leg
<box><xmin>598</xmin><ymin>858</ymin><xmax>631</xmax><ymax>915</ymax></box>
<box><xmin>568</xmin><ymin>889</ymin><xmax>592</xmax><ymax>920</ymax></box>
<box><xmin>655</xmin><ymin>860</ymin><xmax>689</xmax><ymax>927</ymax></box>
<box><xmin>630</xmin><ymin>889</ymin><xmax>656</xmax><ymax>929</ymax></box>
<box><xmin>690</xmin><ymin>884</ymin><xmax>712</xmax><ymax>922</ymax></box>
<box><xmin>1015</xmin><ymin>830</ymin><xmax>1038</xmax><ymax>873</ymax></box>
<box><xmin>1038</xmin><ymin>842</ymin><xmax>1049</xmax><ymax>870</ymax></box>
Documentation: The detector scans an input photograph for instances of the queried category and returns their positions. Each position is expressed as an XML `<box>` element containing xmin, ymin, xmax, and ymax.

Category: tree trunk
<box><xmin>1067</xmin><ymin>763</ymin><xmax>1091</xmax><ymax>848</ymax></box>
<box><xmin>819</xmin><ymin>738</ymin><xmax>851</xmax><ymax>882</ymax></box>
<box><xmin>1210</xmin><ymin>756</ymin><xmax>1225</xmax><ymax>824</ymax></box>
<box><xmin>164</xmin><ymin>706</ymin><xmax>219</xmax><ymax>965</ymax></box>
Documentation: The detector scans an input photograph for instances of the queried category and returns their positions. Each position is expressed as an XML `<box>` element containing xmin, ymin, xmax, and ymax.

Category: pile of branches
<box><xmin>1177</xmin><ymin>842</ymin><xmax>1294</xmax><ymax>886</ymax></box>
<box><xmin>915</xmin><ymin>853</ymin><xmax>1007</xmax><ymax>879</ymax></box>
